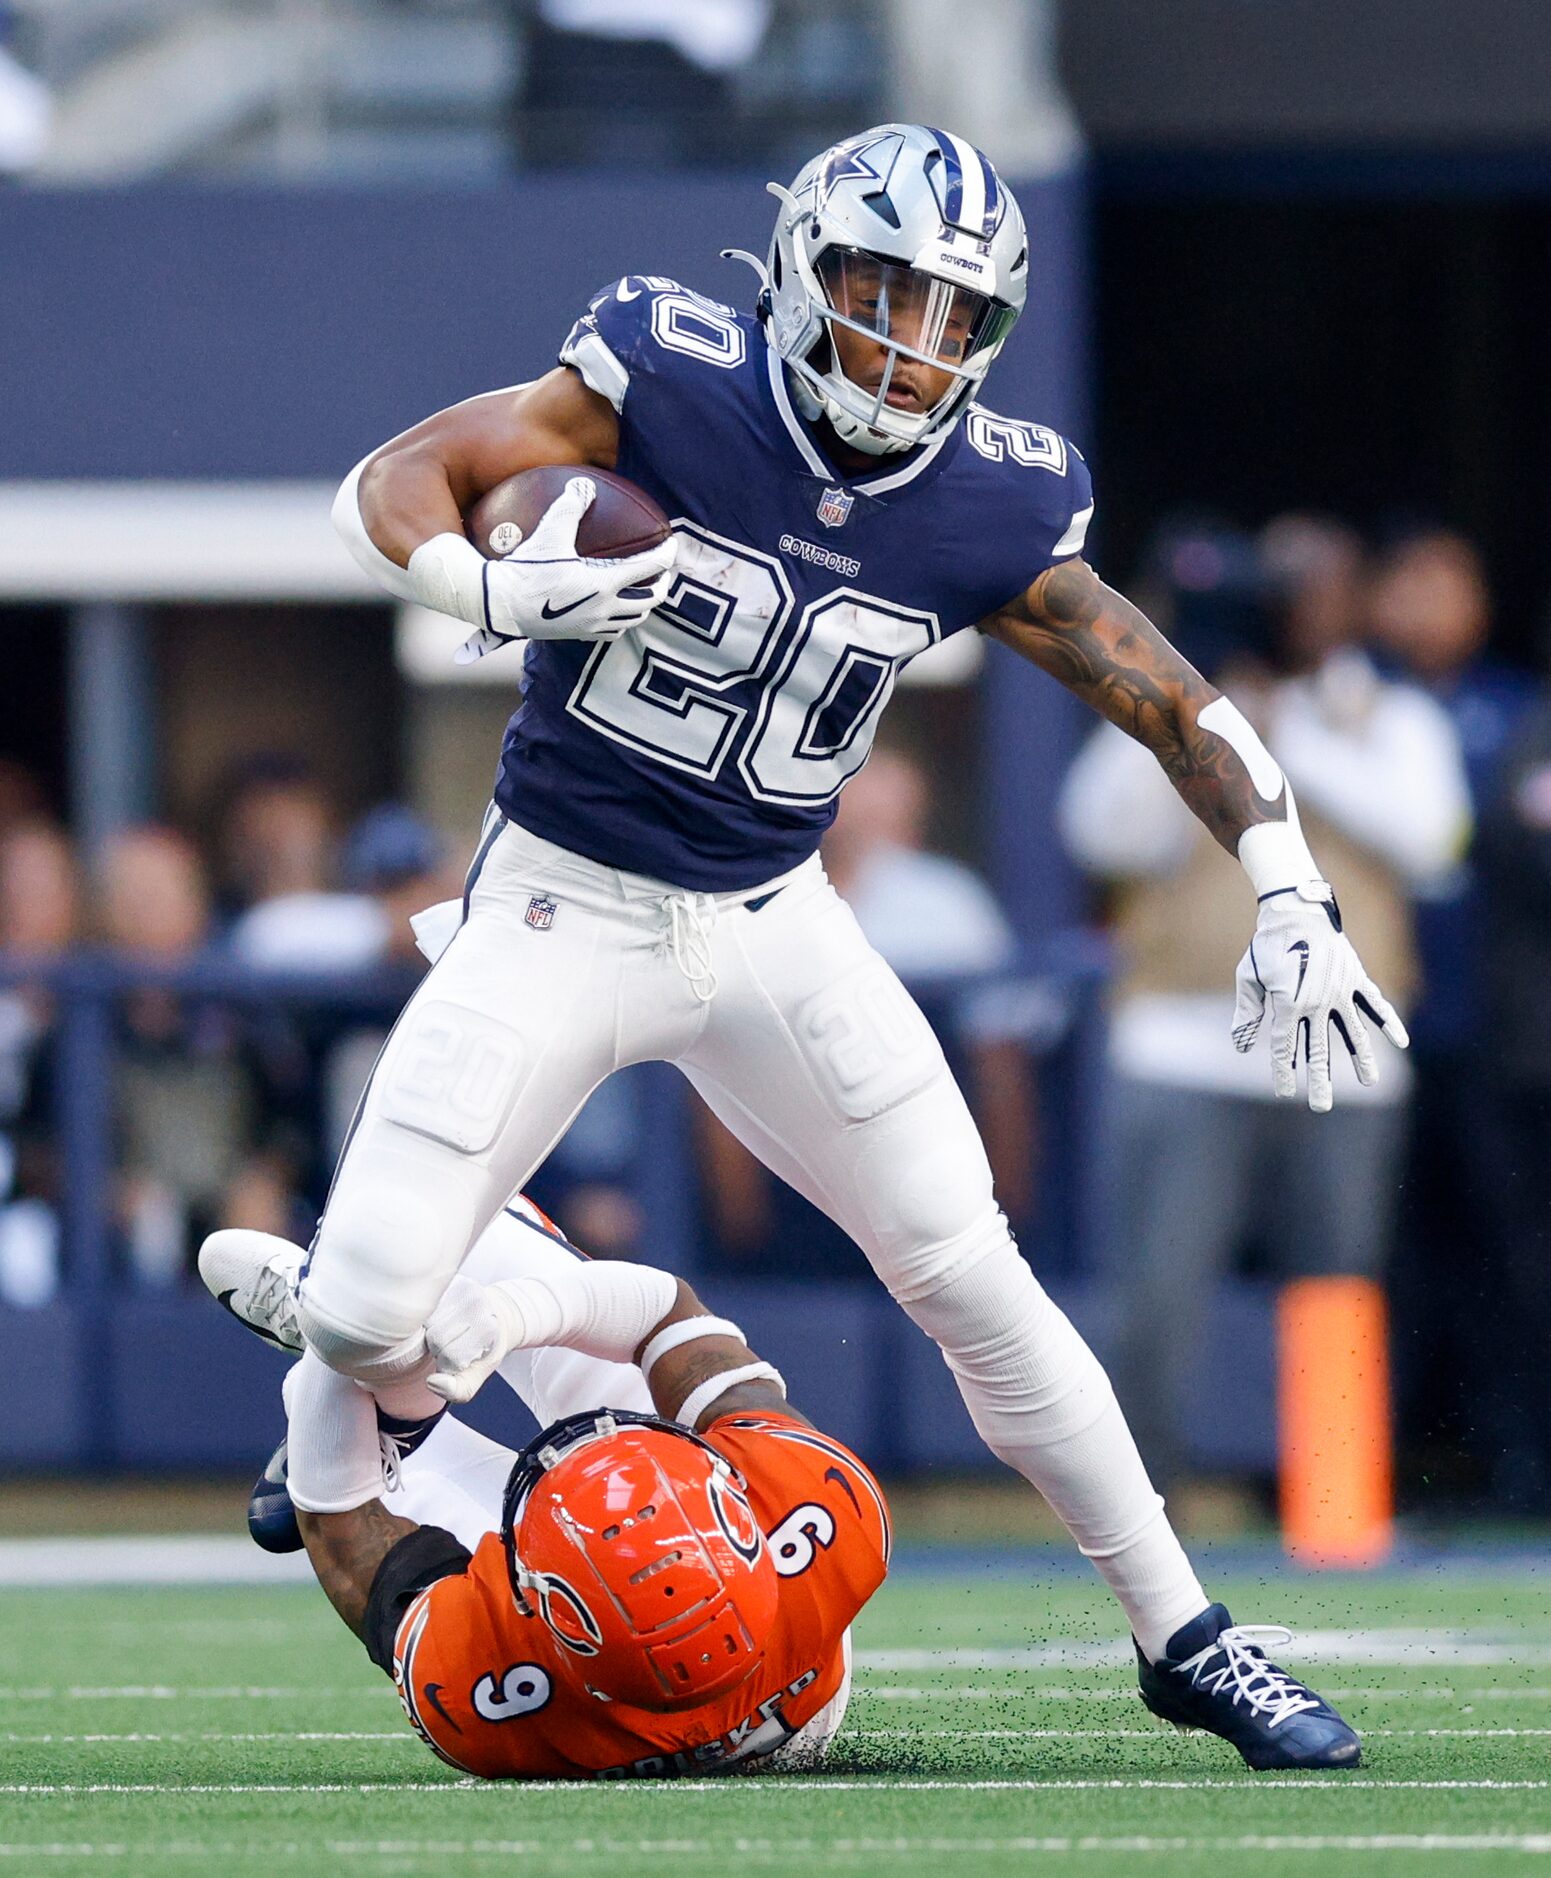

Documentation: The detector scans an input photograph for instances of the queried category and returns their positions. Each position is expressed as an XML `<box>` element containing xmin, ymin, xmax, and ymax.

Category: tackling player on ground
<box><xmin>237</xmin><ymin>123</ymin><xmax>1397</xmax><ymax>1768</ymax></box>
<box><xmin>215</xmin><ymin>1199</ymin><xmax>885</xmax><ymax>1778</ymax></box>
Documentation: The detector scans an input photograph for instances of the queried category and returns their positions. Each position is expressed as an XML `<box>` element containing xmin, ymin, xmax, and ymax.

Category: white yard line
<box><xmin>860</xmin><ymin>1634</ymin><xmax>1551</xmax><ymax>1670</ymax></box>
<box><xmin>2</xmin><ymin>1837</ymin><xmax>1551</xmax><ymax>1858</ymax></box>
<box><xmin>857</xmin><ymin>1685</ymin><xmax>1551</xmax><ymax>1702</ymax></box>
<box><xmin>3</xmin><ymin>1778</ymin><xmax>1547</xmax><ymax>1795</ymax></box>
<box><xmin>9</xmin><ymin>1727</ymin><xmax>1551</xmax><ymax>1746</ymax></box>
<box><xmin>0</xmin><ymin>1539</ymin><xmax>311</xmax><ymax>1587</ymax></box>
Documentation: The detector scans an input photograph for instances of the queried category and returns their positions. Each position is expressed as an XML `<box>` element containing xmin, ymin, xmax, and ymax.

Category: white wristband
<box><xmin>639</xmin><ymin>1315</ymin><xmax>746</xmax><ymax>1377</ymax></box>
<box><xmin>676</xmin><ymin>1362</ymin><xmax>786</xmax><ymax>1430</ymax></box>
<box><xmin>1238</xmin><ymin>807</ymin><xmax>1321</xmax><ymax>897</ymax></box>
<box><xmin>406</xmin><ymin>530</ymin><xmax>492</xmax><ymax>632</ymax></box>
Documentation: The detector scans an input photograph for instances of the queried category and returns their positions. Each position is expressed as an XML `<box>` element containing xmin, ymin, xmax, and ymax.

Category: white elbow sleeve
<box><xmin>1198</xmin><ymin>696</ymin><xmax>1321</xmax><ymax>894</ymax></box>
<box><xmin>331</xmin><ymin>457</ymin><xmax>422</xmax><ymax>606</ymax></box>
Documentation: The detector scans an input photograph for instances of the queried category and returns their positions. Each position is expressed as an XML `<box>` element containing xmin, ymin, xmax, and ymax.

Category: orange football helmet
<box><xmin>500</xmin><ymin>1411</ymin><xmax>780</xmax><ymax>1712</ymax></box>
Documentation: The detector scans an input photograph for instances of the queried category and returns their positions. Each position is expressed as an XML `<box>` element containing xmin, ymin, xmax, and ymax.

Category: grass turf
<box><xmin>3</xmin><ymin>1559</ymin><xmax>1549</xmax><ymax>1876</ymax></box>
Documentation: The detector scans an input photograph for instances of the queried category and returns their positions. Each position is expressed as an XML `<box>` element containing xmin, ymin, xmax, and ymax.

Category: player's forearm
<box><xmin>298</xmin><ymin>1502</ymin><xmax>418</xmax><ymax>1641</ymax></box>
<box><xmin>988</xmin><ymin>560</ymin><xmax>1317</xmax><ymax>887</ymax></box>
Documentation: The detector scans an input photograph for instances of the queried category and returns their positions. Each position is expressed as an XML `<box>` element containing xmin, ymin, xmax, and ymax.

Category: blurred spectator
<box><xmin>823</xmin><ymin>746</ymin><xmax>1017</xmax><ymax>979</ymax></box>
<box><xmin>96</xmin><ymin>827</ymin><xmax>270</xmax><ymax>1287</ymax></box>
<box><xmin>1060</xmin><ymin>516</ymin><xmax>1470</xmax><ymax>1494</ymax></box>
<box><xmin>1365</xmin><ymin>531</ymin><xmax>1537</xmax><ymax>1502</ymax></box>
<box><xmin>1473</xmin><ymin>691</ymin><xmax>1551</xmax><ymax>1510</ymax></box>
<box><xmin>509</xmin><ymin>0</ymin><xmax>770</xmax><ymax>167</ymax></box>
<box><xmin>695</xmin><ymin>740</ymin><xmax>1037</xmax><ymax>1265</ymax></box>
<box><xmin>0</xmin><ymin>756</ymin><xmax>48</xmax><ymax>838</ymax></box>
<box><xmin>0</xmin><ymin>820</ymin><xmax>78</xmax><ymax>1307</ymax></box>
<box><xmin>318</xmin><ymin>805</ymin><xmax>459</xmax><ymax>1167</ymax></box>
<box><xmin>220</xmin><ymin>756</ymin><xmax>385</xmax><ymax>969</ymax></box>
<box><xmin>0</xmin><ymin>5</ymin><xmax>49</xmax><ymax>179</ymax></box>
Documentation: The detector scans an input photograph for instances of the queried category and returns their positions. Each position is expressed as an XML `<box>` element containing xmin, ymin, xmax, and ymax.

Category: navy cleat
<box><xmin>248</xmin><ymin>1438</ymin><xmax>303</xmax><ymax>1554</ymax></box>
<box><xmin>1138</xmin><ymin>1603</ymin><xmax>1362</xmax><ymax>1770</ymax></box>
<box><xmin>246</xmin><ymin>1407</ymin><xmax>447</xmax><ymax>1555</ymax></box>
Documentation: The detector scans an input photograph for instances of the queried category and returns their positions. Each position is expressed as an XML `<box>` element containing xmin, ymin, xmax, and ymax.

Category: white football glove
<box><xmin>1231</xmin><ymin>880</ymin><xmax>1409</xmax><ymax>1113</ymax></box>
<box><xmin>404</xmin><ymin>474</ymin><xmax>677</xmax><ymax>664</ymax></box>
<box><xmin>423</xmin><ymin>1272</ymin><xmax>569</xmax><ymax>1405</ymax></box>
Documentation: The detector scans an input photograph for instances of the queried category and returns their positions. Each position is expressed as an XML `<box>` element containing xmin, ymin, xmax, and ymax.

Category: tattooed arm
<box><xmin>983</xmin><ymin>556</ymin><xmax>1409</xmax><ymax>1110</ymax></box>
<box><xmin>298</xmin><ymin>1502</ymin><xmax>419</xmax><ymax>1642</ymax></box>
<box><xmin>981</xmin><ymin>557</ymin><xmax>1283</xmax><ymax>856</ymax></box>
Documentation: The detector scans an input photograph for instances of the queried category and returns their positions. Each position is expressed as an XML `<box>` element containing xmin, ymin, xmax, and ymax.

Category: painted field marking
<box><xmin>857</xmin><ymin>1685</ymin><xmax>1551</xmax><ymax>1703</ymax></box>
<box><xmin>3</xmin><ymin>1778</ymin><xmax>1547</xmax><ymax>1795</ymax></box>
<box><xmin>860</xmin><ymin>1633</ymin><xmax>1551</xmax><ymax>1671</ymax></box>
<box><xmin>10</xmin><ymin>1727</ymin><xmax>1551</xmax><ymax>1746</ymax></box>
<box><xmin>2</xmin><ymin>1837</ymin><xmax>1551</xmax><ymax>1859</ymax></box>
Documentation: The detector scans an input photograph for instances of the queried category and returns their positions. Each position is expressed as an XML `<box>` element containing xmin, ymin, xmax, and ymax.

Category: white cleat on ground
<box><xmin>198</xmin><ymin>1229</ymin><xmax>306</xmax><ymax>1354</ymax></box>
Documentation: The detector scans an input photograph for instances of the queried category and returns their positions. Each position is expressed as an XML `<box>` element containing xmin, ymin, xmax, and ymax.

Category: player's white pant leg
<box><xmin>459</xmin><ymin>1205</ymin><xmax>655</xmax><ymax>1426</ymax></box>
<box><xmin>380</xmin><ymin>1413</ymin><xmax>520</xmax><ymax>1552</ymax></box>
<box><xmin>682</xmin><ymin>868</ymin><xmax>1207</xmax><ymax>1656</ymax></box>
<box><xmin>297</xmin><ymin>822</ymin><xmax>629</xmax><ymax>1379</ymax></box>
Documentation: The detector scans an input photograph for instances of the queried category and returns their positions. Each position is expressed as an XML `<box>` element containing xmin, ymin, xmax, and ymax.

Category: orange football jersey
<box><xmin>390</xmin><ymin>1411</ymin><xmax>890</xmax><ymax>1778</ymax></box>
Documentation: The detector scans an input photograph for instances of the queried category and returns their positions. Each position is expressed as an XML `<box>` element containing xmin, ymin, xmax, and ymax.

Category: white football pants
<box><xmin>300</xmin><ymin>816</ymin><xmax>1206</xmax><ymax>1656</ymax></box>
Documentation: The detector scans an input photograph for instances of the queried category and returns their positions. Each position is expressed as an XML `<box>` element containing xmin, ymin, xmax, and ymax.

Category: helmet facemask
<box><xmin>793</xmin><ymin>246</ymin><xmax>1018</xmax><ymax>454</ymax></box>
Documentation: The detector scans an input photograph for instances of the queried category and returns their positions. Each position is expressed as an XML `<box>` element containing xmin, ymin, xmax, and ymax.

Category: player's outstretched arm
<box><xmin>983</xmin><ymin>558</ymin><xmax>1408</xmax><ymax>1110</ymax></box>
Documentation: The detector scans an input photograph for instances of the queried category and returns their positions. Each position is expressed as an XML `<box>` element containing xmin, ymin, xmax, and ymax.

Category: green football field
<box><xmin>4</xmin><ymin>1558</ymin><xmax>1549</xmax><ymax>1876</ymax></box>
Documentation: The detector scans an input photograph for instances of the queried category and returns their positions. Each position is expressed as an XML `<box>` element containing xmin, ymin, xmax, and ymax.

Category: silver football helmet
<box><xmin>757</xmin><ymin>124</ymin><xmax>1028</xmax><ymax>456</ymax></box>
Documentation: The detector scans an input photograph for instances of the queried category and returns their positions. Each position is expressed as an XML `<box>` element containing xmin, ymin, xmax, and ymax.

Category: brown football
<box><xmin>464</xmin><ymin>466</ymin><xmax>671</xmax><ymax>561</ymax></box>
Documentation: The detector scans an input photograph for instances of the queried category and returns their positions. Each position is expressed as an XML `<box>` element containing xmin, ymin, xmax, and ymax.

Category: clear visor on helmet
<box><xmin>816</xmin><ymin>248</ymin><xmax>1017</xmax><ymax>377</ymax></box>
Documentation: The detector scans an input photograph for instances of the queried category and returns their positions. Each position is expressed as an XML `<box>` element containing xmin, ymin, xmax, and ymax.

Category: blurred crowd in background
<box><xmin>4</xmin><ymin>515</ymin><xmax>1551</xmax><ymax>1509</ymax></box>
<box><xmin>6</xmin><ymin>0</ymin><xmax>1551</xmax><ymax>1514</ymax></box>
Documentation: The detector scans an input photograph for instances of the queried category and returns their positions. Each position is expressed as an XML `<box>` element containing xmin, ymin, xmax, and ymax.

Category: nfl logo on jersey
<box><xmin>816</xmin><ymin>486</ymin><xmax>854</xmax><ymax>529</ymax></box>
<box><xmin>525</xmin><ymin>895</ymin><xmax>557</xmax><ymax>932</ymax></box>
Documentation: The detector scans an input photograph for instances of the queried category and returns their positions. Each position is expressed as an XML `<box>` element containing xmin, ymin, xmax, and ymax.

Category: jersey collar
<box><xmin>761</xmin><ymin>335</ymin><xmax>956</xmax><ymax>497</ymax></box>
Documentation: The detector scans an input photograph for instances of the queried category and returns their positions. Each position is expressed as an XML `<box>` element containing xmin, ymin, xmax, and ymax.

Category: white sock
<box><xmin>283</xmin><ymin>1351</ymin><xmax>383</xmax><ymax>1514</ymax></box>
<box><xmin>904</xmin><ymin>1243</ymin><xmax>1208</xmax><ymax>1662</ymax></box>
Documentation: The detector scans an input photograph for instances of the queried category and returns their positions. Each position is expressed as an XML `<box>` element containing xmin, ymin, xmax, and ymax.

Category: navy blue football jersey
<box><xmin>493</xmin><ymin>275</ymin><xmax>1093</xmax><ymax>891</ymax></box>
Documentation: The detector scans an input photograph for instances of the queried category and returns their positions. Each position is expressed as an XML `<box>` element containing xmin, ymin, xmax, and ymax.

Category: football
<box><xmin>464</xmin><ymin>465</ymin><xmax>672</xmax><ymax>561</ymax></box>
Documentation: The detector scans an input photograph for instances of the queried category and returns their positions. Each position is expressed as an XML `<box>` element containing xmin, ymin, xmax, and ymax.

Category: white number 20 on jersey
<box><xmin>567</xmin><ymin>523</ymin><xmax>939</xmax><ymax>806</ymax></box>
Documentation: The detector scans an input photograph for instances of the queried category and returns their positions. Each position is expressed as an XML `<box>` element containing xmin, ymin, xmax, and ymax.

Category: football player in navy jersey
<box><xmin>231</xmin><ymin>124</ymin><xmax>1409</xmax><ymax>1767</ymax></box>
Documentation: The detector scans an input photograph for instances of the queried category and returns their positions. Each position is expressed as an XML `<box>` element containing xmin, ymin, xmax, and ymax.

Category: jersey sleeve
<box><xmin>557</xmin><ymin>276</ymin><xmax>670</xmax><ymax>415</ymax></box>
<box><xmin>364</xmin><ymin>1524</ymin><xmax>472</xmax><ymax>1674</ymax></box>
<box><xmin>708</xmin><ymin>1412</ymin><xmax>891</xmax><ymax>1616</ymax></box>
<box><xmin>388</xmin><ymin>1533</ymin><xmax>561</xmax><ymax>1779</ymax></box>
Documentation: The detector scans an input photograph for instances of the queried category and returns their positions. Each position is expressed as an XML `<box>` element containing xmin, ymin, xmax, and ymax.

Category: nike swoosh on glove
<box><xmin>1230</xmin><ymin>880</ymin><xmax>1409</xmax><ymax>1113</ymax></box>
<box><xmin>452</xmin><ymin>474</ymin><xmax>677</xmax><ymax>663</ymax></box>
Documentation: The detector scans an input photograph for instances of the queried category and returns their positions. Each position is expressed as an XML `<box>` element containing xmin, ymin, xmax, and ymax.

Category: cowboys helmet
<box><xmin>501</xmin><ymin>1410</ymin><xmax>779</xmax><ymax>1712</ymax></box>
<box><xmin>760</xmin><ymin>123</ymin><xmax>1028</xmax><ymax>456</ymax></box>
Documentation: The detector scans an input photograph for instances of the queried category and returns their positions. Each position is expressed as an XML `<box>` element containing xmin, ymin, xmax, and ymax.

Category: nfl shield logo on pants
<box><xmin>525</xmin><ymin>895</ymin><xmax>557</xmax><ymax>932</ymax></box>
<box><xmin>816</xmin><ymin>486</ymin><xmax>854</xmax><ymax>529</ymax></box>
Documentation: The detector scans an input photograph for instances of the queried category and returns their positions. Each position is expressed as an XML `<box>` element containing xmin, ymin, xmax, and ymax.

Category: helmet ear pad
<box><xmin>505</xmin><ymin>1412</ymin><xmax>780</xmax><ymax>1713</ymax></box>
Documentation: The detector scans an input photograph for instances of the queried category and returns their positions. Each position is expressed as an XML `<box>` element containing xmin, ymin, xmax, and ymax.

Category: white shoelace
<box><xmin>665</xmin><ymin>893</ymin><xmax>719</xmax><ymax>1003</ymax></box>
<box><xmin>252</xmin><ymin>1263</ymin><xmax>301</xmax><ymax>1348</ymax></box>
<box><xmin>1174</xmin><ymin>1624</ymin><xmax>1321</xmax><ymax>1730</ymax></box>
<box><xmin>378</xmin><ymin>1430</ymin><xmax>409</xmax><ymax>1495</ymax></box>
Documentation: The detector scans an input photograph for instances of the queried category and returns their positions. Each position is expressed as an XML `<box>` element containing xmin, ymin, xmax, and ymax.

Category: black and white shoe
<box><xmin>1138</xmin><ymin>1603</ymin><xmax>1362</xmax><ymax>1770</ymax></box>
<box><xmin>199</xmin><ymin>1229</ymin><xmax>305</xmax><ymax>1354</ymax></box>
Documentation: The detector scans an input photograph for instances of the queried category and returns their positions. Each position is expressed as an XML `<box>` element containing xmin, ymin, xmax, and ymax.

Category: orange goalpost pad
<box><xmin>1277</xmin><ymin>1275</ymin><xmax>1394</xmax><ymax>1569</ymax></box>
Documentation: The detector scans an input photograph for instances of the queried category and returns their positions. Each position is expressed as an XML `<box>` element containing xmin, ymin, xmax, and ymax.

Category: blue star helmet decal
<box><xmin>816</xmin><ymin>132</ymin><xmax>905</xmax><ymax>230</ymax></box>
